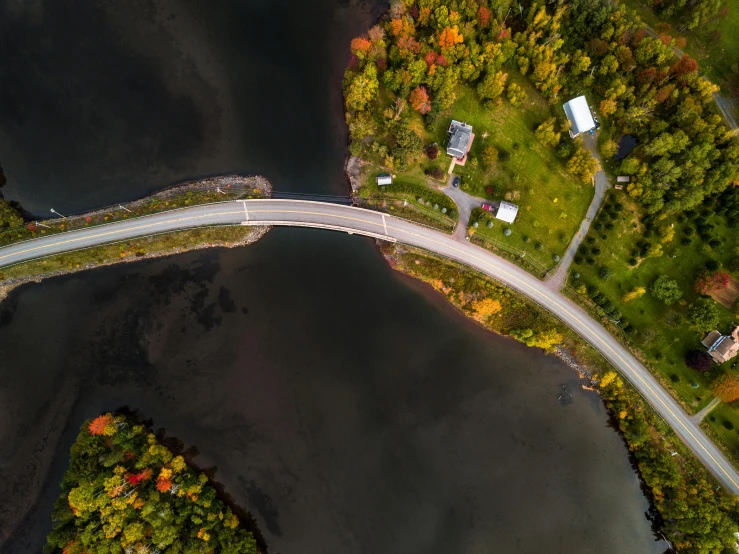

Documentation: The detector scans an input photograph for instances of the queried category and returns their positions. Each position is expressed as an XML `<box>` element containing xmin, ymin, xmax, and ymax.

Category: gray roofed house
<box><xmin>563</xmin><ymin>96</ymin><xmax>596</xmax><ymax>138</ymax></box>
<box><xmin>702</xmin><ymin>327</ymin><xmax>739</xmax><ymax>364</ymax></box>
<box><xmin>447</xmin><ymin>120</ymin><xmax>473</xmax><ymax>159</ymax></box>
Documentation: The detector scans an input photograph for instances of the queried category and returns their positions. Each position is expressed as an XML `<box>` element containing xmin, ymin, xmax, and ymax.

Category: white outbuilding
<box><xmin>495</xmin><ymin>201</ymin><xmax>519</xmax><ymax>224</ymax></box>
<box><xmin>562</xmin><ymin>96</ymin><xmax>596</xmax><ymax>138</ymax></box>
<box><xmin>376</xmin><ymin>174</ymin><xmax>393</xmax><ymax>186</ymax></box>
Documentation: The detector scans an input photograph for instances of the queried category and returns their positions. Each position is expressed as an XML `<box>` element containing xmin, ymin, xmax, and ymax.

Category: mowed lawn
<box><xmin>703</xmin><ymin>403</ymin><xmax>739</xmax><ymax>465</ymax></box>
<box><xmin>571</xmin><ymin>192</ymin><xmax>738</xmax><ymax>410</ymax></box>
<box><xmin>433</xmin><ymin>80</ymin><xmax>593</xmax><ymax>270</ymax></box>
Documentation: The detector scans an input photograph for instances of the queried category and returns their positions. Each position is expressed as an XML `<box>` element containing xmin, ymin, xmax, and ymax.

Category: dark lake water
<box><xmin>616</xmin><ymin>134</ymin><xmax>638</xmax><ymax>160</ymax></box>
<box><xmin>0</xmin><ymin>1</ymin><xmax>665</xmax><ymax>553</ymax></box>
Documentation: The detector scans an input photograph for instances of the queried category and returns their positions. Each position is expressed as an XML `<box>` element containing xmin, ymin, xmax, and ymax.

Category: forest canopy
<box><xmin>44</xmin><ymin>413</ymin><xmax>259</xmax><ymax>554</ymax></box>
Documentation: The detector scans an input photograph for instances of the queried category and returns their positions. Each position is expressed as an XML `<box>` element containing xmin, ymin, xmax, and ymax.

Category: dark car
<box><xmin>452</xmin><ymin>176</ymin><xmax>461</xmax><ymax>187</ymax></box>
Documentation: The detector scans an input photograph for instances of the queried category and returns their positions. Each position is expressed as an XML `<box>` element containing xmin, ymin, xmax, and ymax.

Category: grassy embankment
<box><xmin>382</xmin><ymin>242</ymin><xmax>739</xmax><ymax>551</ymax></box>
<box><xmin>567</xmin><ymin>188</ymin><xmax>739</xmax><ymax>462</ymax></box>
<box><xmin>619</xmin><ymin>0</ymin><xmax>739</xmax><ymax>118</ymax></box>
<box><xmin>356</xmin><ymin>77</ymin><xmax>593</xmax><ymax>258</ymax></box>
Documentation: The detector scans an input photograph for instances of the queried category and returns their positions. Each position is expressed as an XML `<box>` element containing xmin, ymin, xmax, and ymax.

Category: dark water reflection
<box><xmin>0</xmin><ymin>231</ymin><xmax>665</xmax><ymax>553</ymax></box>
<box><xmin>0</xmin><ymin>0</ymin><xmax>383</xmax><ymax>214</ymax></box>
<box><xmin>0</xmin><ymin>0</ymin><xmax>666</xmax><ymax>552</ymax></box>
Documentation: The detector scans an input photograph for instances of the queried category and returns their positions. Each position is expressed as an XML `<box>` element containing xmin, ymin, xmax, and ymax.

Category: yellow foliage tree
<box><xmin>622</xmin><ymin>287</ymin><xmax>646</xmax><ymax>303</ymax></box>
<box><xmin>471</xmin><ymin>297</ymin><xmax>502</xmax><ymax>321</ymax></box>
<box><xmin>438</xmin><ymin>25</ymin><xmax>464</xmax><ymax>50</ymax></box>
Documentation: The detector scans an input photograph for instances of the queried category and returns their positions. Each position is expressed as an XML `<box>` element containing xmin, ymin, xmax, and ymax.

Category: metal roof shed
<box><xmin>495</xmin><ymin>201</ymin><xmax>519</xmax><ymax>224</ymax></box>
<box><xmin>563</xmin><ymin>96</ymin><xmax>596</xmax><ymax>138</ymax></box>
<box><xmin>376</xmin><ymin>174</ymin><xmax>392</xmax><ymax>186</ymax></box>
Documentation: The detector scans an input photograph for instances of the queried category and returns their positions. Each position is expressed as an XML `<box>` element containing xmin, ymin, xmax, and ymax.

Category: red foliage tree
<box><xmin>658</xmin><ymin>33</ymin><xmax>673</xmax><ymax>46</ymax></box>
<box><xmin>426</xmin><ymin>144</ymin><xmax>439</xmax><ymax>160</ymax></box>
<box><xmin>632</xmin><ymin>28</ymin><xmax>648</xmax><ymax>45</ymax></box>
<box><xmin>88</xmin><ymin>414</ymin><xmax>113</xmax><ymax>436</ymax></box>
<box><xmin>477</xmin><ymin>6</ymin><xmax>491</xmax><ymax>27</ymax></box>
<box><xmin>409</xmin><ymin>86</ymin><xmax>432</xmax><ymax>114</ymax></box>
<box><xmin>637</xmin><ymin>67</ymin><xmax>657</xmax><ymax>86</ymax></box>
<box><xmin>694</xmin><ymin>272</ymin><xmax>730</xmax><ymax>295</ymax></box>
<box><xmin>436</xmin><ymin>54</ymin><xmax>449</xmax><ymax>67</ymax></box>
<box><xmin>424</xmin><ymin>51</ymin><xmax>437</xmax><ymax>66</ymax></box>
<box><xmin>671</xmin><ymin>55</ymin><xmax>698</xmax><ymax>76</ymax></box>
<box><xmin>376</xmin><ymin>57</ymin><xmax>387</xmax><ymax>71</ymax></box>
<box><xmin>408</xmin><ymin>4</ymin><xmax>419</xmax><ymax>19</ymax></box>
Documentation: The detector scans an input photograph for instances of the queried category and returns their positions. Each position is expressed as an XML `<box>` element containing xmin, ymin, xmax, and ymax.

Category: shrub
<box><xmin>681</xmin><ymin>237</ymin><xmax>692</xmax><ymax>246</ymax></box>
<box><xmin>503</xmin><ymin>227</ymin><xmax>512</xmax><ymax>236</ymax></box>
<box><xmin>599</xmin><ymin>267</ymin><xmax>613</xmax><ymax>280</ymax></box>
<box><xmin>594</xmin><ymin>222</ymin><xmax>604</xmax><ymax>231</ymax></box>
<box><xmin>592</xmin><ymin>247</ymin><xmax>601</xmax><ymax>255</ymax></box>
<box><xmin>486</xmin><ymin>220</ymin><xmax>493</xmax><ymax>228</ymax></box>
<box><xmin>684</xmin><ymin>350</ymin><xmax>712</xmax><ymax>372</ymax></box>
<box><xmin>586</xmin><ymin>237</ymin><xmax>596</xmax><ymax>244</ymax></box>
<box><xmin>574</xmin><ymin>255</ymin><xmax>583</xmax><ymax>264</ymax></box>
<box><xmin>424</xmin><ymin>167</ymin><xmax>446</xmax><ymax>180</ymax></box>
<box><xmin>605</xmin><ymin>223</ymin><xmax>614</xmax><ymax>230</ymax></box>
<box><xmin>705</xmin><ymin>259</ymin><xmax>720</xmax><ymax>271</ymax></box>
<box><xmin>586</xmin><ymin>257</ymin><xmax>595</xmax><ymax>265</ymax></box>
<box><xmin>523</xmin><ymin>236</ymin><xmax>531</xmax><ymax>243</ymax></box>
<box><xmin>426</xmin><ymin>144</ymin><xmax>439</xmax><ymax>160</ymax></box>
<box><xmin>728</xmin><ymin>257</ymin><xmax>739</xmax><ymax>273</ymax></box>
<box><xmin>535</xmin><ymin>242</ymin><xmax>544</xmax><ymax>251</ymax></box>
<box><xmin>552</xmin><ymin>254</ymin><xmax>561</xmax><ymax>262</ymax></box>
<box><xmin>628</xmin><ymin>257</ymin><xmax>637</xmax><ymax>266</ymax></box>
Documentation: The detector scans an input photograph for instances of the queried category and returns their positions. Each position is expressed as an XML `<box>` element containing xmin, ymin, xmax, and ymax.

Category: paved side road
<box><xmin>1</xmin><ymin>199</ymin><xmax>738</xmax><ymax>494</ymax></box>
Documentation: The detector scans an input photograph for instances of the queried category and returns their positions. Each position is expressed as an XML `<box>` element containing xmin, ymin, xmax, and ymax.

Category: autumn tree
<box><xmin>0</xmin><ymin>199</ymin><xmax>22</xmax><ymax>229</ymax></box>
<box><xmin>693</xmin><ymin>272</ymin><xmax>730</xmax><ymax>295</ymax></box>
<box><xmin>481</xmin><ymin>145</ymin><xmax>498</xmax><ymax>168</ymax></box>
<box><xmin>622</xmin><ymin>287</ymin><xmax>646</xmax><ymax>303</ymax></box>
<box><xmin>713</xmin><ymin>373</ymin><xmax>739</xmax><ymax>402</ymax></box>
<box><xmin>506</xmin><ymin>82</ymin><xmax>526</xmax><ymax>106</ymax></box>
<box><xmin>600</xmin><ymin>139</ymin><xmax>618</xmax><ymax>158</ymax></box>
<box><xmin>409</xmin><ymin>86</ymin><xmax>431</xmax><ymax>114</ymax></box>
<box><xmin>566</xmin><ymin>145</ymin><xmax>601</xmax><ymax>183</ymax></box>
<box><xmin>345</xmin><ymin>63</ymin><xmax>379</xmax><ymax>112</ymax></box>
<box><xmin>599</xmin><ymin>98</ymin><xmax>617</xmax><ymax>117</ymax></box>
<box><xmin>471</xmin><ymin>297</ymin><xmax>502</xmax><ymax>321</ymax></box>
<box><xmin>511</xmin><ymin>328</ymin><xmax>563</xmax><ymax>353</ymax></box>
<box><xmin>477</xmin><ymin>70</ymin><xmax>508</xmax><ymax>100</ymax></box>
<box><xmin>438</xmin><ymin>25</ymin><xmax>463</xmax><ymax>50</ymax></box>
<box><xmin>535</xmin><ymin>118</ymin><xmax>560</xmax><ymax>147</ymax></box>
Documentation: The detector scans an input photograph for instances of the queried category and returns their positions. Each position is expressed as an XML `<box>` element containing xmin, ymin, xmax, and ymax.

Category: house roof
<box><xmin>702</xmin><ymin>330</ymin><xmax>722</xmax><ymax>348</ymax></box>
<box><xmin>447</xmin><ymin>120</ymin><xmax>473</xmax><ymax>158</ymax></box>
<box><xmin>495</xmin><ymin>201</ymin><xmax>519</xmax><ymax>224</ymax></box>
<box><xmin>711</xmin><ymin>336</ymin><xmax>739</xmax><ymax>362</ymax></box>
<box><xmin>563</xmin><ymin>96</ymin><xmax>596</xmax><ymax>137</ymax></box>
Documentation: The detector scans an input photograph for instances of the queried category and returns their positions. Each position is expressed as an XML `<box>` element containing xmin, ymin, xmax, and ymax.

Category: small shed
<box><xmin>617</xmin><ymin>176</ymin><xmax>630</xmax><ymax>183</ymax></box>
<box><xmin>495</xmin><ymin>201</ymin><xmax>519</xmax><ymax>224</ymax></box>
<box><xmin>376</xmin><ymin>174</ymin><xmax>392</xmax><ymax>186</ymax></box>
<box><xmin>563</xmin><ymin>96</ymin><xmax>596</xmax><ymax>138</ymax></box>
<box><xmin>447</xmin><ymin>120</ymin><xmax>473</xmax><ymax>159</ymax></box>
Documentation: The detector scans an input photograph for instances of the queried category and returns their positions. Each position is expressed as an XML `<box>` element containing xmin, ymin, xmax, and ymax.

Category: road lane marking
<box><xmin>1</xmin><ymin>201</ymin><xmax>737</xmax><ymax>489</ymax></box>
<box><xmin>243</xmin><ymin>201</ymin><xmax>249</xmax><ymax>221</ymax></box>
<box><xmin>382</xmin><ymin>214</ymin><xmax>388</xmax><ymax>235</ymax></box>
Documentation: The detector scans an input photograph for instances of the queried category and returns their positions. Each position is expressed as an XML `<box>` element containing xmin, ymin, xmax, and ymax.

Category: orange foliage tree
<box><xmin>88</xmin><ymin>414</ymin><xmax>114</xmax><ymax>436</ymax></box>
<box><xmin>409</xmin><ymin>86</ymin><xmax>431</xmax><ymax>114</ymax></box>
<box><xmin>350</xmin><ymin>37</ymin><xmax>371</xmax><ymax>58</ymax></box>
<box><xmin>438</xmin><ymin>25</ymin><xmax>463</xmax><ymax>50</ymax></box>
<box><xmin>713</xmin><ymin>373</ymin><xmax>739</xmax><ymax>403</ymax></box>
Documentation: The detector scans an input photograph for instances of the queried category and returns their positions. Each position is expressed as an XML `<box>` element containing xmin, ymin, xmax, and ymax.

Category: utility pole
<box><xmin>119</xmin><ymin>204</ymin><xmax>132</xmax><ymax>213</ymax></box>
<box><xmin>50</xmin><ymin>208</ymin><xmax>66</xmax><ymax>219</ymax></box>
<box><xmin>35</xmin><ymin>221</ymin><xmax>51</xmax><ymax>229</ymax></box>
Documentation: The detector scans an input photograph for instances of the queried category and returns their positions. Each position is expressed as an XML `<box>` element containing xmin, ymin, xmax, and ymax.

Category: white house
<box><xmin>495</xmin><ymin>201</ymin><xmax>519</xmax><ymax>224</ymax></box>
<box><xmin>563</xmin><ymin>96</ymin><xmax>596</xmax><ymax>138</ymax></box>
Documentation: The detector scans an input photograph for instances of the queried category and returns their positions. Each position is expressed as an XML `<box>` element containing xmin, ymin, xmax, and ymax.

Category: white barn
<box><xmin>495</xmin><ymin>201</ymin><xmax>519</xmax><ymax>224</ymax></box>
<box><xmin>563</xmin><ymin>96</ymin><xmax>596</xmax><ymax>138</ymax></box>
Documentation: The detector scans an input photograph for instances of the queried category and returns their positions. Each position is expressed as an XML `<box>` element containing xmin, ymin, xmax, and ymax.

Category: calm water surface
<box><xmin>0</xmin><ymin>0</ymin><xmax>665</xmax><ymax>552</ymax></box>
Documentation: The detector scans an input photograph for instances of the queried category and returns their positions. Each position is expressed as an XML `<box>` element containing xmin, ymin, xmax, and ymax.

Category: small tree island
<box><xmin>44</xmin><ymin>413</ymin><xmax>260</xmax><ymax>554</ymax></box>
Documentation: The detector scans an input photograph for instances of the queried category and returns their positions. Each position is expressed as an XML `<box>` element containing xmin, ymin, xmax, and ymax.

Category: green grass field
<box><xmin>703</xmin><ymin>403</ymin><xmax>739</xmax><ymax>468</ymax></box>
<box><xmin>433</xmin><ymin>82</ymin><xmax>593</xmax><ymax>270</ymax></box>
<box><xmin>570</xmin><ymin>191</ymin><xmax>738</xmax><ymax>411</ymax></box>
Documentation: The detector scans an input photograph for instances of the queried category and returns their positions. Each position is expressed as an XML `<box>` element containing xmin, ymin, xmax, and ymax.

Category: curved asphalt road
<box><xmin>2</xmin><ymin>198</ymin><xmax>738</xmax><ymax>494</ymax></box>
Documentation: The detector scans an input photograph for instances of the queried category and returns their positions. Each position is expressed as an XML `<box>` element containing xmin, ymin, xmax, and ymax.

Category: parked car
<box><xmin>482</xmin><ymin>203</ymin><xmax>494</xmax><ymax>212</ymax></box>
<box><xmin>452</xmin><ymin>176</ymin><xmax>461</xmax><ymax>188</ymax></box>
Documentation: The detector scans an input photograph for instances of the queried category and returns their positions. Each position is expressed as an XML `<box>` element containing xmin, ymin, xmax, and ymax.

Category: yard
<box><xmin>703</xmin><ymin>403</ymin><xmax>739</xmax><ymax>468</ymax></box>
<box><xmin>432</xmin><ymin>81</ymin><xmax>594</xmax><ymax>271</ymax></box>
<box><xmin>569</xmin><ymin>190</ymin><xmax>739</xmax><ymax>411</ymax></box>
